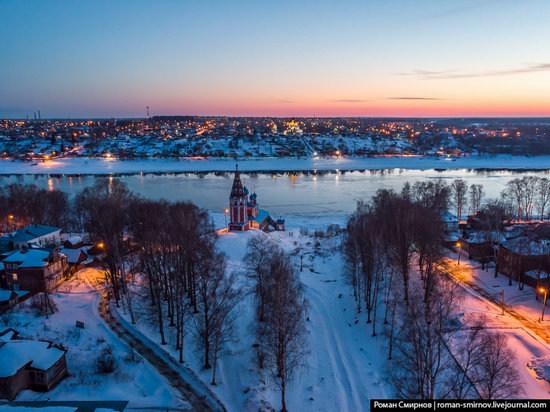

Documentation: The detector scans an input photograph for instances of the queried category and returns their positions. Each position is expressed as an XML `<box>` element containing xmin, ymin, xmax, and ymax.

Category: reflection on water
<box><xmin>1</xmin><ymin>169</ymin><xmax>549</xmax><ymax>220</ymax></box>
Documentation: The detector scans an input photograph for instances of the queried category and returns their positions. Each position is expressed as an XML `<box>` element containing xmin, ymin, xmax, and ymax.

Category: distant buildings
<box><xmin>3</xmin><ymin>117</ymin><xmax>547</xmax><ymax>160</ymax></box>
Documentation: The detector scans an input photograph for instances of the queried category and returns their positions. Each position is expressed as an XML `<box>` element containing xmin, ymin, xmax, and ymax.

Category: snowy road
<box><xmin>439</xmin><ymin>257</ymin><xmax>550</xmax><ymax>397</ymax></box>
<box><xmin>9</xmin><ymin>268</ymin><xmax>189</xmax><ymax>408</ymax></box>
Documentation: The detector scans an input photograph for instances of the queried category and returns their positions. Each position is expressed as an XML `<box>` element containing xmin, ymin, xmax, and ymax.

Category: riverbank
<box><xmin>1</xmin><ymin>155</ymin><xmax>550</xmax><ymax>175</ymax></box>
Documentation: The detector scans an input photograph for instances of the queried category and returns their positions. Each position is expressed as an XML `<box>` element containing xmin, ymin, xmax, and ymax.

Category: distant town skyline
<box><xmin>1</xmin><ymin>0</ymin><xmax>550</xmax><ymax>118</ymax></box>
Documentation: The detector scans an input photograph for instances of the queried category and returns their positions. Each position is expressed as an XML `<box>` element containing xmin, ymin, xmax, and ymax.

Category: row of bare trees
<box><xmin>76</xmin><ymin>178</ymin><xmax>241</xmax><ymax>385</ymax></box>
<box><xmin>343</xmin><ymin>183</ymin><xmax>522</xmax><ymax>399</ymax></box>
<box><xmin>244</xmin><ymin>235</ymin><xmax>308</xmax><ymax>412</ymax></box>
<box><xmin>0</xmin><ymin>183</ymin><xmax>70</xmax><ymax>231</ymax></box>
<box><xmin>503</xmin><ymin>176</ymin><xmax>550</xmax><ymax>221</ymax></box>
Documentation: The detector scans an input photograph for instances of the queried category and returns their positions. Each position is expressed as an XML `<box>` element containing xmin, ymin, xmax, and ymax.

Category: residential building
<box><xmin>0</xmin><ymin>225</ymin><xmax>62</xmax><ymax>252</ymax></box>
<box><xmin>0</xmin><ymin>329</ymin><xmax>68</xmax><ymax>400</ymax></box>
<box><xmin>2</xmin><ymin>248</ymin><xmax>68</xmax><ymax>292</ymax></box>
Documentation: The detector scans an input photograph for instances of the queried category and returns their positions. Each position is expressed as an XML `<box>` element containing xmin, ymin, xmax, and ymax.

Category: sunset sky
<box><xmin>1</xmin><ymin>0</ymin><xmax>550</xmax><ymax>118</ymax></box>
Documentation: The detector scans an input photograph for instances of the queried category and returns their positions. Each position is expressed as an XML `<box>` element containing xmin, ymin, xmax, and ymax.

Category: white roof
<box><xmin>0</xmin><ymin>340</ymin><xmax>65</xmax><ymax>377</ymax></box>
<box><xmin>3</xmin><ymin>249</ymin><xmax>50</xmax><ymax>268</ymax></box>
<box><xmin>0</xmin><ymin>329</ymin><xmax>17</xmax><ymax>342</ymax></box>
<box><xmin>503</xmin><ymin>237</ymin><xmax>550</xmax><ymax>256</ymax></box>
<box><xmin>441</xmin><ymin>211</ymin><xmax>458</xmax><ymax>223</ymax></box>
<box><xmin>0</xmin><ymin>289</ymin><xmax>16</xmax><ymax>302</ymax></box>
<box><xmin>60</xmin><ymin>247</ymin><xmax>85</xmax><ymax>264</ymax></box>
<box><xmin>66</xmin><ymin>235</ymin><xmax>83</xmax><ymax>245</ymax></box>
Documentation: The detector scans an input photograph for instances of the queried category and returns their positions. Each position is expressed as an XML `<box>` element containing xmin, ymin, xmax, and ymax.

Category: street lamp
<box><xmin>539</xmin><ymin>287</ymin><xmax>548</xmax><ymax>322</ymax></box>
<box><xmin>224</xmin><ymin>208</ymin><xmax>229</xmax><ymax>227</ymax></box>
<box><xmin>456</xmin><ymin>241</ymin><xmax>461</xmax><ymax>265</ymax></box>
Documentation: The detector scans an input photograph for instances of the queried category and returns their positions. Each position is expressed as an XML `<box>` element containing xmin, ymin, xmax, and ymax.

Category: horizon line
<box><xmin>3</xmin><ymin>115</ymin><xmax>550</xmax><ymax>121</ymax></box>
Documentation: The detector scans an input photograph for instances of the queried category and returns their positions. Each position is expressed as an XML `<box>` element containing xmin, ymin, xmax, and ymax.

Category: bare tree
<box><xmin>503</xmin><ymin>177</ymin><xmax>539</xmax><ymax>221</ymax></box>
<box><xmin>474</xmin><ymin>331</ymin><xmax>523</xmax><ymax>399</ymax></box>
<box><xmin>244</xmin><ymin>234</ymin><xmax>278</xmax><ymax>322</ymax></box>
<box><xmin>469</xmin><ymin>184</ymin><xmax>484</xmax><ymax>215</ymax></box>
<box><xmin>451</xmin><ymin>179</ymin><xmax>468</xmax><ymax>220</ymax></box>
<box><xmin>193</xmin><ymin>248</ymin><xmax>242</xmax><ymax>385</ymax></box>
<box><xmin>261</xmin><ymin>251</ymin><xmax>308</xmax><ymax>412</ymax></box>
<box><xmin>75</xmin><ymin>178</ymin><xmax>134</xmax><ymax>317</ymax></box>
<box><xmin>387</xmin><ymin>274</ymin><xmax>463</xmax><ymax>399</ymax></box>
<box><xmin>479</xmin><ymin>200</ymin><xmax>511</xmax><ymax>277</ymax></box>
<box><xmin>536</xmin><ymin>177</ymin><xmax>550</xmax><ymax>220</ymax></box>
<box><xmin>445</xmin><ymin>316</ymin><xmax>523</xmax><ymax>400</ymax></box>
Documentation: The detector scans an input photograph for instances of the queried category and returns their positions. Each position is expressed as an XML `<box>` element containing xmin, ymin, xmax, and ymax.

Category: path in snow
<box><xmin>99</xmin><ymin>291</ymin><xmax>224</xmax><ymax>412</ymax></box>
<box><xmin>11</xmin><ymin>268</ymin><xmax>188</xmax><ymax>408</ymax></box>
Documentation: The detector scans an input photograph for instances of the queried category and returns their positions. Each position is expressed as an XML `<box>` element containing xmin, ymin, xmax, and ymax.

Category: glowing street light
<box><xmin>456</xmin><ymin>241</ymin><xmax>462</xmax><ymax>265</ymax></box>
<box><xmin>224</xmin><ymin>208</ymin><xmax>229</xmax><ymax>227</ymax></box>
<box><xmin>539</xmin><ymin>287</ymin><xmax>548</xmax><ymax>322</ymax></box>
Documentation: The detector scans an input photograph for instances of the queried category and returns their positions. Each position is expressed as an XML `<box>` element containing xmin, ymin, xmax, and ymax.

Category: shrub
<box><xmin>96</xmin><ymin>345</ymin><xmax>116</xmax><ymax>373</ymax></box>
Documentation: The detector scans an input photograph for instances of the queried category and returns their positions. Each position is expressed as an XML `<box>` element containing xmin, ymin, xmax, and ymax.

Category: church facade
<box><xmin>228</xmin><ymin>167</ymin><xmax>284</xmax><ymax>232</ymax></box>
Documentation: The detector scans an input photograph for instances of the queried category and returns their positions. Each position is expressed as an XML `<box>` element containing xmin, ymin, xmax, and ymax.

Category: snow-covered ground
<box><xmin>4</xmin><ymin>227</ymin><xmax>548</xmax><ymax>410</ymax></box>
<box><xmin>448</xmin><ymin>266</ymin><xmax>550</xmax><ymax>398</ymax></box>
<box><xmin>1</xmin><ymin>154</ymin><xmax>550</xmax><ymax>175</ymax></box>
<box><xmin>116</xmin><ymin>227</ymin><xmax>389</xmax><ymax>411</ymax></box>
<box><xmin>442</xmin><ymin>252</ymin><xmax>550</xmax><ymax>396</ymax></box>
<box><xmin>115</xmin><ymin>225</ymin><xmax>550</xmax><ymax>411</ymax></box>
<box><xmin>2</xmin><ymin>269</ymin><xmax>189</xmax><ymax>409</ymax></box>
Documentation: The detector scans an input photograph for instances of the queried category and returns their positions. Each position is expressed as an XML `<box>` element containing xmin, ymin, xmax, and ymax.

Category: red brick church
<box><xmin>228</xmin><ymin>167</ymin><xmax>284</xmax><ymax>232</ymax></box>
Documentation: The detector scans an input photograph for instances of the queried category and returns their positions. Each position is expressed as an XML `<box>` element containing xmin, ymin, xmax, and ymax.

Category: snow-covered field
<box><xmin>1</xmin><ymin>155</ymin><xmax>550</xmax><ymax>175</ymax></box>
<box><xmin>448</xmin><ymin>264</ymin><xmax>550</xmax><ymax>398</ymax></box>
<box><xmin>2</xmin><ymin>269</ymin><xmax>189</xmax><ymax>410</ymax></box>
<box><xmin>3</xmin><ymin>226</ymin><xmax>549</xmax><ymax>410</ymax></box>
<box><xmin>114</xmin><ymin>224</ymin><xmax>550</xmax><ymax>411</ymax></box>
<box><xmin>116</xmin><ymin>228</ymin><xmax>389</xmax><ymax>411</ymax></box>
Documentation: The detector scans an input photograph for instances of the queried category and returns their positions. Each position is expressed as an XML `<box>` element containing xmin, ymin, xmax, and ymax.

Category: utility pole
<box><xmin>501</xmin><ymin>290</ymin><xmax>504</xmax><ymax>315</ymax></box>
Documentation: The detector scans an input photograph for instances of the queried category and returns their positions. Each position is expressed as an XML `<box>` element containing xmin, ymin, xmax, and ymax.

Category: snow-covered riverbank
<box><xmin>1</xmin><ymin>155</ymin><xmax>550</xmax><ymax>175</ymax></box>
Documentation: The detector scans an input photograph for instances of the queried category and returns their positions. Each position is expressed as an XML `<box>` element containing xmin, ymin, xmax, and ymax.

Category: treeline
<box><xmin>343</xmin><ymin>182</ymin><xmax>522</xmax><ymax>399</ymax></box>
<box><xmin>243</xmin><ymin>236</ymin><xmax>308</xmax><ymax>411</ymax></box>
<box><xmin>0</xmin><ymin>183</ymin><xmax>70</xmax><ymax>231</ymax></box>
<box><xmin>73</xmin><ymin>179</ymin><xmax>244</xmax><ymax>385</ymax></box>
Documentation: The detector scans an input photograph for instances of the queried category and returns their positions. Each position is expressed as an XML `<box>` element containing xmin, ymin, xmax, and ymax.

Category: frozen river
<box><xmin>2</xmin><ymin>167</ymin><xmax>549</xmax><ymax>224</ymax></box>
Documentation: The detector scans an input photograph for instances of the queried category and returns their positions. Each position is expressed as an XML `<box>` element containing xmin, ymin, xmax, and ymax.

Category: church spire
<box><xmin>230</xmin><ymin>164</ymin><xmax>245</xmax><ymax>198</ymax></box>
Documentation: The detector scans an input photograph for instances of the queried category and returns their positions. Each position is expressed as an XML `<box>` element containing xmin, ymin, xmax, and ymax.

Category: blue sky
<box><xmin>1</xmin><ymin>0</ymin><xmax>550</xmax><ymax>118</ymax></box>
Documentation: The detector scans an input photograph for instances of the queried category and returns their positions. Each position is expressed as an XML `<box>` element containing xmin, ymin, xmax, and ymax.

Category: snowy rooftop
<box><xmin>1</xmin><ymin>224</ymin><xmax>60</xmax><ymax>244</ymax></box>
<box><xmin>250</xmin><ymin>209</ymin><xmax>269</xmax><ymax>223</ymax></box>
<box><xmin>65</xmin><ymin>235</ymin><xmax>83</xmax><ymax>245</ymax></box>
<box><xmin>3</xmin><ymin>249</ymin><xmax>51</xmax><ymax>268</ymax></box>
<box><xmin>502</xmin><ymin>237</ymin><xmax>550</xmax><ymax>256</ymax></box>
<box><xmin>0</xmin><ymin>340</ymin><xmax>65</xmax><ymax>377</ymax></box>
<box><xmin>60</xmin><ymin>247</ymin><xmax>85</xmax><ymax>264</ymax></box>
<box><xmin>0</xmin><ymin>289</ymin><xmax>16</xmax><ymax>302</ymax></box>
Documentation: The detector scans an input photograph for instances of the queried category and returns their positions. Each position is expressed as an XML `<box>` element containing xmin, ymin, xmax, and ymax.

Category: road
<box><xmin>77</xmin><ymin>268</ymin><xmax>223</xmax><ymax>412</ymax></box>
<box><xmin>440</xmin><ymin>257</ymin><xmax>550</xmax><ymax>346</ymax></box>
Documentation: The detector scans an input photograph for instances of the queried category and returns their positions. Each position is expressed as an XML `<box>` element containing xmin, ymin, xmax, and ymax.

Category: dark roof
<box><xmin>230</xmin><ymin>169</ymin><xmax>246</xmax><ymax>198</ymax></box>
